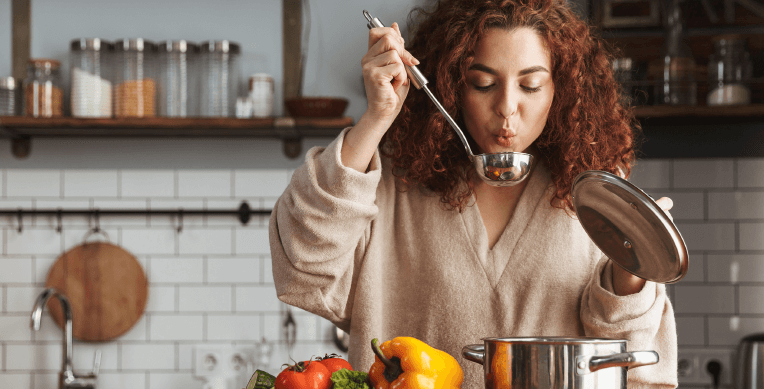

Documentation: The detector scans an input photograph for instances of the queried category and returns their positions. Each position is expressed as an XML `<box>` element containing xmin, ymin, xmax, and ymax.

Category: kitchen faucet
<box><xmin>31</xmin><ymin>288</ymin><xmax>100</xmax><ymax>389</ymax></box>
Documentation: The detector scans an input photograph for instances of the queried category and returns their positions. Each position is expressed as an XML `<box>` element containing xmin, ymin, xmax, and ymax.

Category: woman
<box><xmin>269</xmin><ymin>0</ymin><xmax>678</xmax><ymax>388</ymax></box>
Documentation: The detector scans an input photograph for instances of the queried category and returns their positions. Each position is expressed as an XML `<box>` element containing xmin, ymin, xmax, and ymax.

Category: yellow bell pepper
<box><xmin>368</xmin><ymin>337</ymin><xmax>463</xmax><ymax>389</ymax></box>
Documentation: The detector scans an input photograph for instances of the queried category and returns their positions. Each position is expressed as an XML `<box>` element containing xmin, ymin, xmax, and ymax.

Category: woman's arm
<box><xmin>269</xmin><ymin>129</ymin><xmax>383</xmax><ymax>329</ymax></box>
<box><xmin>581</xmin><ymin>259</ymin><xmax>678</xmax><ymax>389</ymax></box>
<box><xmin>269</xmin><ymin>22</ymin><xmax>419</xmax><ymax>327</ymax></box>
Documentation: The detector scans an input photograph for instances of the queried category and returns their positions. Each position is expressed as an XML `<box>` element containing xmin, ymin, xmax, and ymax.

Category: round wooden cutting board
<box><xmin>45</xmin><ymin>241</ymin><xmax>148</xmax><ymax>342</ymax></box>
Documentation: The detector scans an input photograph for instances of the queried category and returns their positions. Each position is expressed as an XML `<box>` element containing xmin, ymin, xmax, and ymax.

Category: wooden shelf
<box><xmin>0</xmin><ymin>116</ymin><xmax>353</xmax><ymax>158</ymax></box>
<box><xmin>0</xmin><ymin>116</ymin><xmax>352</xmax><ymax>137</ymax></box>
<box><xmin>634</xmin><ymin>104</ymin><xmax>764</xmax><ymax>120</ymax></box>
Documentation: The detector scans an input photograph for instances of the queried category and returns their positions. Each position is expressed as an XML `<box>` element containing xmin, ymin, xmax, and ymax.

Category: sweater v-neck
<box><xmin>460</xmin><ymin>162</ymin><xmax>550</xmax><ymax>288</ymax></box>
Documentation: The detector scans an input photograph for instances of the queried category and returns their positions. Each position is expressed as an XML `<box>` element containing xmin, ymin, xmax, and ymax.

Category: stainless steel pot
<box><xmin>462</xmin><ymin>337</ymin><xmax>659</xmax><ymax>389</ymax></box>
<box><xmin>734</xmin><ymin>333</ymin><xmax>764</xmax><ymax>389</ymax></box>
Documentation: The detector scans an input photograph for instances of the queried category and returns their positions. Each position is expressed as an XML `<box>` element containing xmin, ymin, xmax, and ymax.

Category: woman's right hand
<box><xmin>341</xmin><ymin>22</ymin><xmax>419</xmax><ymax>172</ymax></box>
<box><xmin>361</xmin><ymin>22</ymin><xmax>420</xmax><ymax>130</ymax></box>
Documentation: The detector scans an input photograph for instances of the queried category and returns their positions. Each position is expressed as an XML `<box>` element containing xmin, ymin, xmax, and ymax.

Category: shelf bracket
<box><xmin>274</xmin><ymin>117</ymin><xmax>302</xmax><ymax>159</ymax></box>
<box><xmin>12</xmin><ymin>137</ymin><xmax>31</xmax><ymax>159</ymax></box>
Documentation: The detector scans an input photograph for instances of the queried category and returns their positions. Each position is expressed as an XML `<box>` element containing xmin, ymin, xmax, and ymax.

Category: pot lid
<box><xmin>572</xmin><ymin>170</ymin><xmax>688</xmax><ymax>284</ymax></box>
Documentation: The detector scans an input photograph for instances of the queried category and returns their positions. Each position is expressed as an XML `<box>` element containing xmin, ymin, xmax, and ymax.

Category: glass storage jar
<box><xmin>113</xmin><ymin>38</ymin><xmax>158</xmax><ymax>118</ymax></box>
<box><xmin>158</xmin><ymin>40</ymin><xmax>199</xmax><ymax>117</ymax></box>
<box><xmin>707</xmin><ymin>35</ymin><xmax>753</xmax><ymax>106</ymax></box>
<box><xmin>655</xmin><ymin>0</ymin><xmax>697</xmax><ymax>106</ymax></box>
<box><xmin>0</xmin><ymin>77</ymin><xmax>21</xmax><ymax>116</ymax></box>
<box><xmin>199</xmin><ymin>40</ymin><xmax>241</xmax><ymax>117</ymax></box>
<box><xmin>70</xmin><ymin>38</ymin><xmax>114</xmax><ymax>118</ymax></box>
<box><xmin>24</xmin><ymin>59</ymin><xmax>64</xmax><ymax>117</ymax></box>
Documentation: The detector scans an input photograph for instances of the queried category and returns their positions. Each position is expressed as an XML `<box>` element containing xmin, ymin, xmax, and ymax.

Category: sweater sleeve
<box><xmin>269</xmin><ymin>128</ymin><xmax>383</xmax><ymax>331</ymax></box>
<box><xmin>580</xmin><ymin>258</ymin><xmax>678</xmax><ymax>389</ymax></box>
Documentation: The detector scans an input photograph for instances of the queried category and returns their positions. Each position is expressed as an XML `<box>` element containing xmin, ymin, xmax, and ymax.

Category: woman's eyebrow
<box><xmin>518</xmin><ymin>65</ymin><xmax>549</xmax><ymax>76</ymax></box>
<box><xmin>468</xmin><ymin>63</ymin><xmax>550</xmax><ymax>76</ymax></box>
<box><xmin>467</xmin><ymin>63</ymin><xmax>498</xmax><ymax>75</ymax></box>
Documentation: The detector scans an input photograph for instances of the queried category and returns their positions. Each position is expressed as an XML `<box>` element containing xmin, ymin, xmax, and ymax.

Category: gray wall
<box><xmin>0</xmin><ymin>0</ymin><xmax>425</xmax><ymax>169</ymax></box>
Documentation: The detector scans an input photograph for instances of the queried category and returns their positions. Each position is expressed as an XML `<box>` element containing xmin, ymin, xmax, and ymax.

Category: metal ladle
<box><xmin>363</xmin><ymin>10</ymin><xmax>534</xmax><ymax>187</ymax></box>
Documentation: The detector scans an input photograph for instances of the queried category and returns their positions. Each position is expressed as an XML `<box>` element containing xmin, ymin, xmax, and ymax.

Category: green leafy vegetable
<box><xmin>330</xmin><ymin>368</ymin><xmax>372</xmax><ymax>389</ymax></box>
<box><xmin>246</xmin><ymin>369</ymin><xmax>276</xmax><ymax>389</ymax></box>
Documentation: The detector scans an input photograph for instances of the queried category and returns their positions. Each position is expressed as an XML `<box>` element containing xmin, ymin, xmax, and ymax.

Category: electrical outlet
<box><xmin>678</xmin><ymin>349</ymin><xmax>734</xmax><ymax>386</ymax></box>
<box><xmin>195</xmin><ymin>345</ymin><xmax>256</xmax><ymax>379</ymax></box>
<box><xmin>677</xmin><ymin>350</ymin><xmax>700</xmax><ymax>383</ymax></box>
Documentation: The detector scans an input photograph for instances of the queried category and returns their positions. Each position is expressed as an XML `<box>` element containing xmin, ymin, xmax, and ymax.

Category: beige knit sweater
<box><xmin>270</xmin><ymin>129</ymin><xmax>678</xmax><ymax>389</ymax></box>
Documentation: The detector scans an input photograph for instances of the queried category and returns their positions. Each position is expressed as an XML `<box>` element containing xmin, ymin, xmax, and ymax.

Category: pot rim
<box><xmin>481</xmin><ymin>336</ymin><xmax>628</xmax><ymax>344</ymax></box>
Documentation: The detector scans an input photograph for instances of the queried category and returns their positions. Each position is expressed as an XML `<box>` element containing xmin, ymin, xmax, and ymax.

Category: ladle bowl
<box><xmin>364</xmin><ymin>10</ymin><xmax>535</xmax><ymax>187</ymax></box>
<box><xmin>473</xmin><ymin>152</ymin><xmax>535</xmax><ymax>186</ymax></box>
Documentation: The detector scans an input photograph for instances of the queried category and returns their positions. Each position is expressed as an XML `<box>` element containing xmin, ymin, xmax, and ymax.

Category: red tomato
<box><xmin>275</xmin><ymin>360</ymin><xmax>331</xmax><ymax>389</ymax></box>
<box><xmin>317</xmin><ymin>353</ymin><xmax>353</xmax><ymax>374</ymax></box>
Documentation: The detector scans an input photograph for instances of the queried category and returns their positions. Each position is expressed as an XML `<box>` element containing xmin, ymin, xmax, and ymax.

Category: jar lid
<box><xmin>0</xmin><ymin>77</ymin><xmax>18</xmax><ymax>90</ymax></box>
<box><xmin>572</xmin><ymin>170</ymin><xmax>689</xmax><ymax>284</ymax></box>
<box><xmin>250</xmin><ymin>73</ymin><xmax>273</xmax><ymax>81</ymax></box>
<box><xmin>158</xmin><ymin>40</ymin><xmax>199</xmax><ymax>53</ymax></box>
<box><xmin>71</xmin><ymin>38</ymin><xmax>114</xmax><ymax>51</ymax></box>
<box><xmin>200</xmin><ymin>40</ymin><xmax>241</xmax><ymax>54</ymax></box>
<box><xmin>115</xmin><ymin>38</ymin><xmax>158</xmax><ymax>52</ymax></box>
<box><xmin>28</xmin><ymin>58</ymin><xmax>61</xmax><ymax>69</ymax></box>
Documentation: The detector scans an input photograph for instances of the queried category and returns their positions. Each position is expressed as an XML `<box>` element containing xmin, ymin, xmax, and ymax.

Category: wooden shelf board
<box><xmin>634</xmin><ymin>104</ymin><xmax>764</xmax><ymax>118</ymax></box>
<box><xmin>0</xmin><ymin>116</ymin><xmax>353</xmax><ymax>138</ymax></box>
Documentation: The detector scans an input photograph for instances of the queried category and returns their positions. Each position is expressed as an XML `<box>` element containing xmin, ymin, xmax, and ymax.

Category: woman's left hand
<box><xmin>611</xmin><ymin>196</ymin><xmax>673</xmax><ymax>296</ymax></box>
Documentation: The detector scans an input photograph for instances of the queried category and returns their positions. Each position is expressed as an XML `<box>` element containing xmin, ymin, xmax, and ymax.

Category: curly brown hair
<box><xmin>381</xmin><ymin>0</ymin><xmax>641</xmax><ymax>212</ymax></box>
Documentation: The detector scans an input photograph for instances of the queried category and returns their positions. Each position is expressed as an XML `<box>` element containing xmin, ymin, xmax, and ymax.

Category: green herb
<box><xmin>245</xmin><ymin>369</ymin><xmax>276</xmax><ymax>389</ymax></box>
<box><xmin>330</xmin><ymin>368</ymin><xmax>372</xmax><ymax>389</ymax></box>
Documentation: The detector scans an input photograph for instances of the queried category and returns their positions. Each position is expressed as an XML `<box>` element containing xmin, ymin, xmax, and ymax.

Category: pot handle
<box><xmin>577</xmin><ymin>351</ymin><xmax>659</xmax><ymax>375</ymax></box>
<box><xmin>462</xmin><ymin>344</ymin><xmax>485</xmax><ymax>365</ymax></box>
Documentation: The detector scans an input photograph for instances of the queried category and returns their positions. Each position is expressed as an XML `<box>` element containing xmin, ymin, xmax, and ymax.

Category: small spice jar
<box><xmin>70</xmin><ymin>38</ymin><xmax>114</xmax><ymax>118</ymax></box>
<box><xmin>24</xmin><ymin>59</ymin><xmax>64</xmax><ymax>117</ymax></box>
<box><xmin>707</xmin><ymin>34</ymin><xmax>753</xmax><ymax>106</ymax></box>
<box><xmin>0</xmin><ymin>77</ymin><xmax>21</xmax><ymax>116</ymax></box>
<box><xmin>113</xmin><ymin>38</ymin><xmax>158</xmax><ymax>118</ymax></box>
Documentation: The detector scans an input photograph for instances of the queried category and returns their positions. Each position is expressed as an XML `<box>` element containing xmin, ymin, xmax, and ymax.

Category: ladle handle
<box><xmin>363</xmin><ymin>10</ymin><xmax>427</xmax><ymax>90</ymax></box>
<box><xmin>362</xmin><ymin>10</ymin><xmax>475</xmax><ymax>157</ymax></box>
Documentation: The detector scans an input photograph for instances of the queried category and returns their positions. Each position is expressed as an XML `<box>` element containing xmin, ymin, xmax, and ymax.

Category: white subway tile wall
<box><xmin>1</xmin><ymin>159</ymin><xmax>762</xmax><ymax>386</ymax></box>
<box><xmin>630</xmin><ymin>158</ymin><xmax>764</xmax><ymax>389</ymax></box>
<box><xmin>0</xmin><ymin>168</ymin><xmax>342</xmax><ymax>388</ymax></box>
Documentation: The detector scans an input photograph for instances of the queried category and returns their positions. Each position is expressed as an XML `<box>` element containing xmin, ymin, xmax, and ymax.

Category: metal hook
<box><xmin>83</xmin><ymin>209</ymin><xmax>109</xmax><ymax>243</ymax></box>
<box><xmin>17</xmin><ymin>208</ymin><xmax>23</xmax><ymax>233</ymax></box>
<box><xmin>93</xmin><ymin>209</ymin><xmax>100</xmax><ymax>233</ymax></box>
<box><xmin>56</xmin><ymin>209</ymin><xmax>63</xmax><ymax>233</ymax></box>
<box><xmin>177</xmin><ymin>208</ymin><xmax>183</xmax><ymax>233</ymax></box>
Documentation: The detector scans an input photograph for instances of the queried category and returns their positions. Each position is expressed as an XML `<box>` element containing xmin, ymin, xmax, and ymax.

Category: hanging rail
<box><xmin>0</xmin><ymin>201</ymin><xmax>271</xmax><ymax>233</ymax></box>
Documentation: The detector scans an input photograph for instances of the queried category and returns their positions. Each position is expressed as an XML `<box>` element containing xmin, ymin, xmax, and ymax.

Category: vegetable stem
<box><xmin>370</xmin><ymin>338</ymin><xmax>397</xmax><ymax>371</ymax></box>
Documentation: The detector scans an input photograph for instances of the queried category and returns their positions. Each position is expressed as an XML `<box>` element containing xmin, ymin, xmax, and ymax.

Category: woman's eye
<box><xmin>473</xmin><ymin>84</ymin><xmax>495</xmax><ymax>92</ymax></box>
<box><xmin>521</xmin><ymin>85</ymin><xmax>542</xmax><ymax>93</ymax></box>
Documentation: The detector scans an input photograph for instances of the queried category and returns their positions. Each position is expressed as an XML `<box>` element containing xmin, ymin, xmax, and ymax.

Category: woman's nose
<box><xmin>495</xmin><ymin>86</ymin><xmax>518</xmax><ymax>119</ymax></box>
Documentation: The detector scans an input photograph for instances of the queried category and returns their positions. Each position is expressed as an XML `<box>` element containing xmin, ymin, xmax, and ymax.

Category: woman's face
<box><xmin>462</xmin><ymin>27</ymin><xmax>554</xmax><ymax>155</ymax></box>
